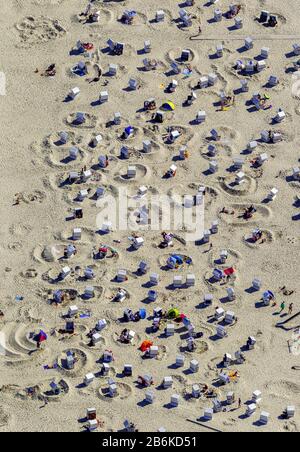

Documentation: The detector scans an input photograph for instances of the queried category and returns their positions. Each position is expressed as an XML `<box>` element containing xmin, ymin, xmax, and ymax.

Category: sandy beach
<box><xmin>0</xmin><ymin>0</ymin><xmax>299</xmax><ymax>432</ymax></box>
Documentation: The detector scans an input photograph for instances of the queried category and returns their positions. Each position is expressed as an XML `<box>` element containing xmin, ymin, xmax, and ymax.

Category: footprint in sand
<box><xmin>264</xmin><ymin>380</ymin><xmax>300</xmax><ymax>399</ymax></box>
<box><xmin>20</xmin><ymin>268</ymin><xmax>39</xmax><ymax>279</ymax></box>
<box><xmin>9</xmin><ymin>223</ymin><xmax>32</xmax><ymax>237</ymax></box>
<box><xmin>7</xmin><ymin>242</ymin><xmax>23</xmax><ymax>252</ymax></box>
<box><xmin>0</xmin><ymin>405</ymin><xmax>12</xmax><ymax>428</ymax></box>
<box><xmin>15</xmin><ymin>16</ymin><xmax>66</xmax><ymax>46</ymax></box>
<box><xmin>13</xmin><ymin>191</ymin><xmax>46</xmax><ymax>205</ymax></box>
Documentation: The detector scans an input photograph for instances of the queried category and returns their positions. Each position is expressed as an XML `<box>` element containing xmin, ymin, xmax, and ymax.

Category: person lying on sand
<box><xmin>201</xmin><ymin>384</ymin><xmax>209</xmax><ymax>393</ymax></box>
<box><xmin>280</xmin><ymin>286</ymin><xmax>295</xmax><ymax>296</ymax></box>
<box><xmin>242</xmin><ymin>205</ymin><xmax>256</xmax><ymax>220</ymax></box>
<box><xmin>227</xmin><ymin>5</ymin><xmax>241</xmax><ymax>19</ymax></box>
<box><xmin>87</xmin><ymin>63</ymin><xmax>102</xmax><ymax>83</ymax></box>
<box><xmin>190</xmin><ymin>23</ymin><xmax>202</xmax><ymax>40</ymax></box>
<box><xmin>268</xmin><ymin>15</ymin><xmax>278</xmax><ymax>28</ymax></box>
<box><xmin>40</xmin><ymin>64</ymin><xmax>56</xmax><ymax>77</ymax></box>
<box><xmin>220</xmin><ymin>95</ymin><xmax>235</xmax><ymax>111</ymax></box>
<box><xmin>160</xmin><ymin>232</ymin><xmax>174</xmax><ymax>249</ymax></box>
<box><xmin>120</xmin><ymin>329</ymin><xmax>131</xmax><ymax>343</ymax></box>
<box><xmin>13</xmin><ymin>193</ymin><xmax>22</xmax><ymax>205</ymax></box>
<box><xmin>220</xmin><ymin>207</ymin><xmax>235</xmax><ymax>215</ymax></box>
<box><xmin>80</xmin><ymin>2</ymin><xmax>92</xmax><ymax>18</ymax></box>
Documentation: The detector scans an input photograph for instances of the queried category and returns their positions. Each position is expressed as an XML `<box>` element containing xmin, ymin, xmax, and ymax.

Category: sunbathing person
<box><xmin>41</xmin><ymin>64</ymin><xmax>56</xmax><ymax>77</ymax></box>
<box><xmin>268</xmin><ymin>16</ymin><xmax>278</xmax><ymax>28</ymax></box>
<box><xmin>120</xmin><ymin>329</ymin><xmax>131</xmax><ymax>343</ymax></box>
<box><xmin>243</xmin><ymin>205</ymin><xmax>256</xmax><ymax>220</ymax></box>
<box><xmin>221</xmin><ymin>95</ymin><xmax>235</xmax><ymax>111</ymax></box>
<box><xmin>160</xmin><ymin>232</ymin><xmax>174</xmax><ymax>248</ymax></box>
<box><xmin>227</xmin><ymin>5</ymin><xmax>241</xmax><ymax>19</ymax></box>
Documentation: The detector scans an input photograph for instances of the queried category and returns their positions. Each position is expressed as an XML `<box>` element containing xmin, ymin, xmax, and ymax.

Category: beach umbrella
<box><xmin>139</xmin><ymin>308</ymin><xmax>147</xmax><ymax>320</ymax></box>
<box><xmin>37</xmin><ymin>330</ymin><xmax>48</xmax><ymax>343</ymax></box>
<box><xmin>172</xmin><ymin>255</ymin><xmax>184</xmax><ymax>265</ymax></box>
<box><xmin>224</xmin><ymin>267</ymin><xmax>235</xmax><ymax>276</ymax></box>
<box><xmin>140</xmin><ymin>340</ymin><xmax>153</xmax><ymax>352</ymax></box>
<box><xmin>168</xmin><ymin>308</ymin><xmax>180</xmax><ymax>319</ymax></box>
<box><xmin>161</xmin><ymin>101</ymin><xmax>175</xmax><ymax>111</ymax></box>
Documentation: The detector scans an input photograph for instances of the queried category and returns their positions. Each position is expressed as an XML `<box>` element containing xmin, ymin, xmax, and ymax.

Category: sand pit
<box><xmin>15</xmin><ymin>16</ymin><xmax>66</xmax><ymax>46</ymax></box>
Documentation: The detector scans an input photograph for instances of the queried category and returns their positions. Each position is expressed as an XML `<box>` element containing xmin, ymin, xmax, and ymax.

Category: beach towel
<box><xmin>182</xmin><ymin>316</ymin><xmax>190</xmax><ymax>327</ymax></box>
<box><xmin>224</xmin><ymin>267</ymin><xmax>235</xmax><ymax>276</ymax></box>
<box><xmin>125</xmin><ymin>126</ymin><xmax>134</xmax><ymax>136</ymax></box>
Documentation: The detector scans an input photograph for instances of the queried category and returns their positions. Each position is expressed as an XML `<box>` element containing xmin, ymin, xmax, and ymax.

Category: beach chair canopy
<box><xmin>263</xmin><ymin>290</ymin><xmax>274</xmax><ymax>299</ymax></box>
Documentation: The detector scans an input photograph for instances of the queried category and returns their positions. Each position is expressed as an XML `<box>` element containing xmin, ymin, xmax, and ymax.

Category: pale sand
<box><xmin>0</xmin><ymin>0</ymin><xmax>299</xmax><ymax>432</ymax></box>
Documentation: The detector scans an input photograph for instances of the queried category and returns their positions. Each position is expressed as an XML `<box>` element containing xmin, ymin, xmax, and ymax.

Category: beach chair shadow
<box><xmin>209</xmin><ymin>334</ymin><xmax>223</xmax><ymax>342</ymax></box>
<box><xmin>237</xmin><ymin>46</ymin><xmax>248</xmax><ymax>53</ymax></box>
<box><xmin>163</xmin><ymin>403</ymin><xmax>177</xmax><ymax>410</ymax></box>
<box><xmin>285</xmin><ymin>51</ymin><xmax>295</xmax><ymax>59</ymax></box>
<box><xmin>285</xmin><ymin>67</ymin><xmax>296</xmax><ymax>74</ymax></box>
<box><xmin>60</xmin><ymin>156</ymin><xmax>73</xmax><ymax>164</ymax></box>
<box><xmin>137</xmin><ymin>399</ymin><xmax>151</xmax><ymax>408</ymax></box>
<box><xmin>209</xmin><ymin>53</ymin><xmax>221</xmax><ymax>60</ymax></box>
